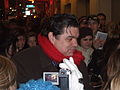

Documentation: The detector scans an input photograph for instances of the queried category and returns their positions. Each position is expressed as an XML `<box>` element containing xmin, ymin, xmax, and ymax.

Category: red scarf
<box><xmin>38</xmin><ymin>34</ymin><xmax>84</xmax><ymax>66</ymax></box>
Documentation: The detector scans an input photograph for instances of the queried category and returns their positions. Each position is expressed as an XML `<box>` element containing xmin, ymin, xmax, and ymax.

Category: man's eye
<box><xmin>83</xmin><ymin>39</ymin><xmax>93</xmax><ymax>41</ymax></box>
<box><xmin>83</xmin><ymin>39</ymin><xmax>88</xmax><ymax>41</ymax></box>
<box><xmin>89</xmin><ymin>39</ymin><xmax>93</xmax><ymax>41</ymax></box>
<box><xmin>66</xmin><ymin>37</ymin><xmax>72</xmax><ymax>41</ymax></box>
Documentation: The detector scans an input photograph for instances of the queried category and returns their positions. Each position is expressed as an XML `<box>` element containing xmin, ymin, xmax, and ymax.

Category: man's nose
<box><xmin>88</xmin><ymin>25</ymin><xmax>91</xmax><ymax>28</ymax></box>
<box><xmin>72</xmin><ymin>39</ymin><xmax>78</xmax><ymax>47</ymax></box>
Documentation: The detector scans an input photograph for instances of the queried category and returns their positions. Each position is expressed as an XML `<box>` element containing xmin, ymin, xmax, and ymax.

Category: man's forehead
<box><xmin>98</xmin><ymin>16</ymin><xmax>105</xmax><ymax>19</ymax></box>
<box><xmin>88</xmin><ymin>20</ymin><xmax>98</xmax><ymax>25</ymax></box>
<box><xmin>63</xmin><ymin>27</ymin><xmax>79</xmax><ymax>37</ymax></box>
<box><xmin>18</xmin><ymin>36</ymin><xmax>24</xmax><ymax>38</ymax></box>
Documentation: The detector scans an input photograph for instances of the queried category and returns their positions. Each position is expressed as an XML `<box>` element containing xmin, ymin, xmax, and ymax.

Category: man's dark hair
<box><xmin>78</xmin><ymin>16</ymin><xmax>87</xmax><ymax>25</ymax></box>
<box><xmin>97</xmin><ymin>13</ymin><xmax>106</xmax><ymax>20</ymax></box>
<box><xmin>87</xmin><ymin>15</ymin><xmax>100</xmax><ymax>24</ymax></box>
<box><xmin>40</xmin><ymin>14</ymin><xmax>79</xmax><ymax>38</ymax></box>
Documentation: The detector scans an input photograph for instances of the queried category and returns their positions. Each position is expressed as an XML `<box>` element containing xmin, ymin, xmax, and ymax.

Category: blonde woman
<box><xmin>102</xmin><ymin>49</ymin><xmax>120</xmax><ymax>90</ymax></box>
<box><xmin>107</xmin><ymin>49</ymin><xmax>120</xmax><ymax>80</ymax></box>
<box><xmin>0</xmin><ymin>55</ymin><xmax>17</xmax><ymax>90</ymax></box>
<box><xmin>110</xmin><ymin>72</ymin><xmax>120</xmax><ymax>90</ymax></box>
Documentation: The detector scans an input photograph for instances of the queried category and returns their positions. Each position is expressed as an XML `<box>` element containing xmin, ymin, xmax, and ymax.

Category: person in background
<box><xmin>1</xmin><ymin>35</ymin><xmax>16</xmax><ymax>59</ymax></box>
<box><xmin>15</xmin><ymin>30</ymin><xmax>26</xmax><ymax>52</ymax></box>
<box><xmin>0</xmin><ymin>27</ymin><xmax>14</xmax><ymax>58</ymax></box>
<box><xmin>0</xmin><ymin>28</ymin><xmax>27</xmax><ymax>59</ymax></box>
<box><xmin>86</xmin><ymin>16</ymin><xmax>107</xmax><ymax>89</ymax></box>
<box><xmin>0</xmin><ymin>55</ymin><xmax>17</xmax><ymax>90</ymax></box>
<box><xmin>12</xmin><ymin>14</ymin><xmax>93</xmax><ymax>90</ymax></box>
<box><xmin>77</xmin><ymin>27</ymin><xmax>103</xmax><ymax>89</ymax></box>
<box><xmin>87</xmin><ymin>15</ymin><xmax>106</xmax><ymax>50</ymax></box>
<box><xmin>101</xmin><ymin>30</ymin><xmax>120</xmax><ymax>82</ymax></box>
<box><xmin>26</xmin><ymin>32</ymin><xmax>37</xmax><ymax>48</ymax></box>
<box><xmin>87</xmin><ymin>15</ymin><xmax>100</xmax><ymax>36</ymax></box>
<box><xmin>106</xmin><ymin>21</ymin><xmax>116</xmax><ymax>36</ymax></box>
<box><xmin>110</xmin><ymin>72</ymin><xmax>120</xmax><ymax>90</ymax></box>
<box><xmin>103</xmin><ymin>29</ymin><xmax>120</xmax><ymax>65</ymax></box>
<box><xmin>77</xmin><ymin>27</ymin><xmax>94</xmax><ymax>66</ymax></box>
<box><xmin>97</xmin><ymin>13</ymin><xmax>106</xmax><ymax>32</ymax></box>
<box><xmin>78</xmin><ymin>16</ymin><xmax>88</xmax><ymax>28</ymax></box>
<box><xmin>87</xmin><ymin>15</ymin><xmax>106</xmax><ymax>75</ymax></box>
<box><xmin>102</xmin><ymin>48</ymin><xmax>120</xmax><ymax>90</ymax></box>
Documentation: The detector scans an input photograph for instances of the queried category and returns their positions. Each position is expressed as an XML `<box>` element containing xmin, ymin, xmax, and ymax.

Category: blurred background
<box><xmin>0</xmin><ymin>0</ymin><xmax>120</xmax><ymax>23</ymax></box>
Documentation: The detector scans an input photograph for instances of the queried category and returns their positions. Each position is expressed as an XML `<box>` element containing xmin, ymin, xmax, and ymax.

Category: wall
<box><xmin>60</xmin><ymin>0</ymin><xmax>88</xmax><ymax>18</ymax></box>
<box><xmin>76</xmin><ymin>0</ymin><xmax>89</xmax><ymax>18</ymax></box>
<box><xmin>89</xmin><ymin>0</ymin><xmax>111</xmax><ymax>22</ymax></box>
<box><xmin>111</xmin><ymin>0</ymin><xmax>120</xmax><ymax>23</ymax></box>
<box><xmin>60</xmin><ymin>0</ymin><xmax>120</xmax><ymax>23</ymax></box>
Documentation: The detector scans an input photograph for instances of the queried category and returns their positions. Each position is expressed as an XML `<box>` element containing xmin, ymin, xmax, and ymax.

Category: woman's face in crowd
<box><xmin>80</xmin><ymin>35</ymin><xmax>93</xmax><ymax>50</ymax></box>
<box><xmin>16</xmin><ymin>35</ymin><xmax>26</xmax><ymax>49</ymax></box>
<box><xmin>50</xmin><ymin>27</ymin><xmax>79</xmax><ymax>56</ymax></box>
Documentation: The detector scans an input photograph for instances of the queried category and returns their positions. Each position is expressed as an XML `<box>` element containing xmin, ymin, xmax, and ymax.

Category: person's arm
<box><xmin>78</xmin><ymin>60</ymin><xmax>94</xmax><ymax>90</ymax></box>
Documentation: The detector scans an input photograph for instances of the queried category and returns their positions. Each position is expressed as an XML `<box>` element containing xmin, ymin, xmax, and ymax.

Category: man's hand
<box><xmin>59</xmin><ymin>57</ymin><xmax>84</xmax><ymax>90</ymax></box>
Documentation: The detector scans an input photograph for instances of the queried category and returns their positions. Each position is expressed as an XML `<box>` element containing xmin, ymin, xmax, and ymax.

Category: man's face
<box><xmin>88</xmin><ymin>20</ymin><xmax>99</xmax><ymax>32</ymax></box>
<box><xmin>50</xmin><ymin>27</ymin><xmax>79</xmax><ymax>56</ymax></box>
<box><xmin>27</xmin><ymin>36</ymin><xmax>37</xmax><ymax>47</ymax></box>
<box><xmin>97</xmin><ymin>16</ymin><xmax>106</xmax><ymax>25</ymax></box>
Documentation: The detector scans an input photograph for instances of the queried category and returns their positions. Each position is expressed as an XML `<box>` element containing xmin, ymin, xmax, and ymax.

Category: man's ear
<box><xmin>48</xmin><ymin>32</ymin><xmax>55</xmax><ymax>44</ymax></box>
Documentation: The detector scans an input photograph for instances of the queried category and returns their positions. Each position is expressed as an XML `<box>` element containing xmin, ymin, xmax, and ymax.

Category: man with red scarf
<box><xmin>12</xmin><ymin>14</ymin><xmax>93</xmax><ymax>90</ymax></box>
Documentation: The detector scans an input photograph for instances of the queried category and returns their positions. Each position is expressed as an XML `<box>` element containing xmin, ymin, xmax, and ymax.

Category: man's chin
<box><xmin>66</xmin><ymin>52</ymin><xmax>74</xmax><ymax>56</ymax></box>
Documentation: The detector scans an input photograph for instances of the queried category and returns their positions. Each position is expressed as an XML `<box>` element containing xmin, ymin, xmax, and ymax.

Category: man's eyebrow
<box><xmin>67</xmin><ymin>35</ymin><xmax>77</xmax><ymax>39</ymax></box>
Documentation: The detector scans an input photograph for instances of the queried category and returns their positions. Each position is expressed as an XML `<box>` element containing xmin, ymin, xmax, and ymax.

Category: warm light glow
<box><xmin>32</xmin><ymin>1</ymin><xmax>34</xmax><ymax>3</ymax></box>
<box><xmin>34</xmin><ymin>16</ymin><xmax>36</xmax><ymax>18</ymax></box>
<box><xmin>28</xmin><ymin>0</ymin><xmax>34</xmax><ymax>2</ymax></box>
<box><xmin>50</xmin><ymin>0</ymin><xmax>53</xmax><ymax>5</ymax></box>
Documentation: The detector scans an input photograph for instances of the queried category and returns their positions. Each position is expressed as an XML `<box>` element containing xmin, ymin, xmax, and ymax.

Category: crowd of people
<box><xmin>78</xmin><ymin>13</ymin><xmax>120</xmax><ymax>89</ymax></box>
<box><xmin>0</xmin><ymin>13</ymin><xmax>120</xmax><ymax>90</ymax></box>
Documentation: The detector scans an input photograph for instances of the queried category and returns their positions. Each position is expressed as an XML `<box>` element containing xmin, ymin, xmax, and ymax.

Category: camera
<box><xmin>59</xmin><ymin>69</ymin><xmax>71</xmax><ymax>90</ymax></box>
<box><xmin>43</xmin><ymin>69</ymin><xmax>71</xmax><ymax>90</ymax></box>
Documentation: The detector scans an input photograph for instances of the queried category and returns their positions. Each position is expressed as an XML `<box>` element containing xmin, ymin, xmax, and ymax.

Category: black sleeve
<box><xmin>78</xmin><ymin>60</ymin><xmax>94</xmax><ymax>90</ymax></box>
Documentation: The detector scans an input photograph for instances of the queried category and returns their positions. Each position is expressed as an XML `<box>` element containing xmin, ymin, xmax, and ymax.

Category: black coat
<box><xmin>12</xmin><ymin>45</ymin><xmax>93</xmax><ymax>90</ymax></box>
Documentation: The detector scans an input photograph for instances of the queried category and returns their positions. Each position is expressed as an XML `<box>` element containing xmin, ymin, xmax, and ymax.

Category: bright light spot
<box><xmin>34</xmin><ymin>16</ymin><xmax>36</xmax><ymax>18</ymax></box>
<box><xmin>23</xmin><ymin>15</ymin><xmax>27</xmax><ymax>17</ymax></box>
<box><xmin>25</xmin><ymin>11</ymin><xmax>30</xmax><ymax>15</ymax></box>
<box><xmin>19</xmin><ymin>4</ymin><xmax>21</xmax><ymax>6</ymax></box>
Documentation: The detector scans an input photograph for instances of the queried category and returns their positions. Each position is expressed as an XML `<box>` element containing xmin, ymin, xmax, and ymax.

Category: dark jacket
<box><xmin>12</xmin><ymin>45</ymin><xmax>93</xmax><ymax>90</ymax></box>
<box><xmin>88</xmin><ymin>48</ymin><xmax>105</xmax><ymax>79</ymax></box>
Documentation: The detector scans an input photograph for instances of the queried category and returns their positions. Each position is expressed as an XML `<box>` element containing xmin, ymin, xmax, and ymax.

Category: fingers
<box><xmin>59</xmin><ymin>63</ymin><xmax>69</xmax><ymax>69</ymax></box>
<box><xmin>59</xmin><ymin>57</ymin><xmax>84</xmax><ymax>90</ymax></box>
<box><xmin>59</xmin><ymin>58</ymin><xmax>71</xmax><ymax>69</ymax></box>
<box><xmin>69</xmin><ymin>57</ymin><xmax>74</xmax><ymax>64</ymax></box>
<box><xmin>63</xmin><ymin>58</ymin><xmax>75</xmax><ymax>71</ymax></box>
